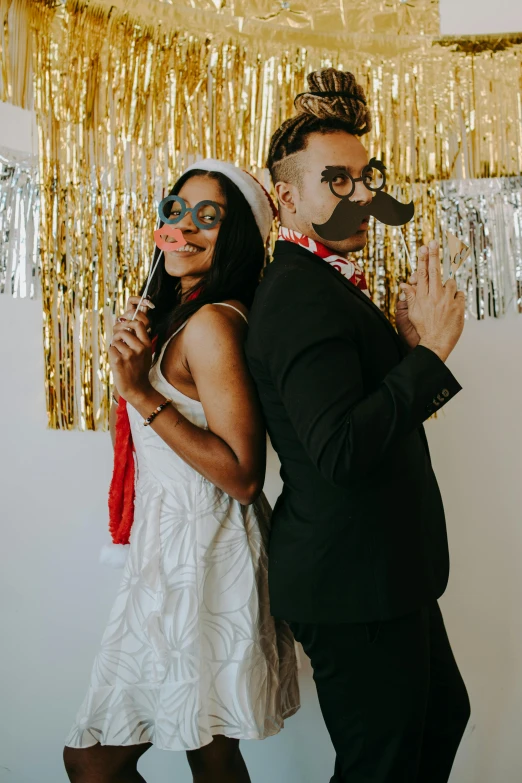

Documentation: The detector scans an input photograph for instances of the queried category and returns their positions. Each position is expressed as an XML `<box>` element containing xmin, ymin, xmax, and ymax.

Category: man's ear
<box><xmin>275</xmin><ymin>181</ymin><xmax>297</xmax><ymax>214</ymax></box>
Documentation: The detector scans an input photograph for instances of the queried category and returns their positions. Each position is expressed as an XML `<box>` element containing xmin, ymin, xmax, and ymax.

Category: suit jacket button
<box><xmin>442</xmin><ymin>388</ymin><xmax>450</xmax><ymax>397</ymax></box>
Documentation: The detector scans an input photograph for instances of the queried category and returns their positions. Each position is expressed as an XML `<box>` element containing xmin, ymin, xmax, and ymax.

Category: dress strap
<box><xmin>155</xmin><ymin>320</ymin><xmax>188</xmax><ymax>360</ymax></box>
<box><xmin>212</xmin><ymin>302</ymin><xmax>249</xmax><ymax>324</ymax></box>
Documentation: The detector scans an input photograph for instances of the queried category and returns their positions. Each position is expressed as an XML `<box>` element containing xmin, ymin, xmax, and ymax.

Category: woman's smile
<box><xmin>168</xmin><ymin>241</ymin><xmax>203</xmax><ymax>255</ymax></box>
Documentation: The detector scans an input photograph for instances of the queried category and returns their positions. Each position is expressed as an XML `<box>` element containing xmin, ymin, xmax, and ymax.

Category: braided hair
<box><xmin>267</xmin><ymin>68</ymin><xmax>372</xmax><ymax>187</ymax></box>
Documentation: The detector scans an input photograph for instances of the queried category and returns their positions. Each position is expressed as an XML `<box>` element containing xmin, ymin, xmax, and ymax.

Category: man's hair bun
<box><xmin>293</xmin><ymin>68</ymin><xmax>372</xmax><ymax>136</ymax></box>
<box><xmin>266</xmin><ymin>67</ymin><xmax>372</xmax><ymax>186</ymax></box>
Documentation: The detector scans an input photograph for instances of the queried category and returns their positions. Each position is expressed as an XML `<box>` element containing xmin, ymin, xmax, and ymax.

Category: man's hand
<box><xmin>399</xmin><ymin>240</ymin><xmax>465</xmax><ymax>362</ymax></box>
<box><xmin>395</xmin><ymin>272</ymin><xmax>419</xmax><ymax>350</ymax></box>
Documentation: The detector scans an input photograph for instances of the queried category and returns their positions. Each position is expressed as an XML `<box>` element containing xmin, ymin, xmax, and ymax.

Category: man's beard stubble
<box><xmin>329</xmin><ymin>232</ymin><xmax>368</xmax><ymax>255</ymax></box>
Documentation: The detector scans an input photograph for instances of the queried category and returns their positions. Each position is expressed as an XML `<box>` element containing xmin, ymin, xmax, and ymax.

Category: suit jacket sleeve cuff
<box><xmin>383</xmin><ymin>344</ymin><xmax>462</xmax><ymax>427</ymax></box>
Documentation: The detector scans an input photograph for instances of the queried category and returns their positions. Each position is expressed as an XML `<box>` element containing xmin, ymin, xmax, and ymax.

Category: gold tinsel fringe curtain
<box><xmin>2</xmin><ymin>0</ymin><xmax>522</xmax><ymax>428</ymax></box>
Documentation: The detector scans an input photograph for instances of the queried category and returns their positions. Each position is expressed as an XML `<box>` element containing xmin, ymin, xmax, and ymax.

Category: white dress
<box><xmin>65</xmin><ymin>304</ymin><xmax>300</xmax><ymax>751</ymax></box>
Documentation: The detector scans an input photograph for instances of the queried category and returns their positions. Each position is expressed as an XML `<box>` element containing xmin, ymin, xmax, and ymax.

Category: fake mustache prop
<box><xmin>313</xmin><ymin>189</ymin><xmax>414</xmax><ymax>242</ymax></box>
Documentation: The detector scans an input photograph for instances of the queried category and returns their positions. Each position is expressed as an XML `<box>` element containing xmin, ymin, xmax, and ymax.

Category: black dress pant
<box><xmin>289</xmin><ymin>602</ymin><xmax>470</xmax><ymax>783</ymax></box>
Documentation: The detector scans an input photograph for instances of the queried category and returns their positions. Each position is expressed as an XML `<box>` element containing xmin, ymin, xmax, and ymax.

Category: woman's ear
<box><xmin>275</xmin><ymin>181</ymin><xmax>297</xmax><ymax>214</ymax></box>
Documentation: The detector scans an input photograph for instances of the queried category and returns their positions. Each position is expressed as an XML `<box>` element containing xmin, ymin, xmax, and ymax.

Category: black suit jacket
<box><xmin>246</xmin><ymin>240</ymin><xmax>463</xmax><ymax>624</ymax></box>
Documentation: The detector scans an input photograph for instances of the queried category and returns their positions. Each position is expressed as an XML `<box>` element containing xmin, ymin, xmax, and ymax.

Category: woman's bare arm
<box><xmin>126</xmin><ymin>306</ymin><xmax>266</xmax><ymax>505</ymax></box>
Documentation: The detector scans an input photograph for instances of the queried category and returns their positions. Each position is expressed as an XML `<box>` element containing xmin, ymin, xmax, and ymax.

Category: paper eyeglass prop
<box><xmin>154</xmin><ymin>195</ymin><xmax>221</xmax><ymax>252</ymax></box>
<box><xmin>312</xmin><ymin>158</ymin><xmax>415</xmax><ymax>242</ymax></box>
<box><xmin>132</xmin><ymin>193</ymin><xmax>224</xmax><ymax>319</ymax></box>
<box><xmin>158</xmin><ymin>195</ymin><xmax>222</xmax><ymax>230</ymax></box>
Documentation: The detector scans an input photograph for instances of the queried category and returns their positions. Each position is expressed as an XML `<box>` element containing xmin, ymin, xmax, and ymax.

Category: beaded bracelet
<box><xmin>143</xmin><ymin>398</ymin><xmax>172</xmax><ymax>427</ymax></box>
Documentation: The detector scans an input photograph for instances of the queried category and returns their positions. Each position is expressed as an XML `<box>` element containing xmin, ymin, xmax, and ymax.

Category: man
<box><xmin>245</xmin><ymin>68</ymin><xmax>470</xmax><ymax>782</ymax></box>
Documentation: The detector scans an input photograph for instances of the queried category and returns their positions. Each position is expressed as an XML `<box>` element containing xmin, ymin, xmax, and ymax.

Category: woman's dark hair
<box><xmin>142</xmin><ymin>169</ymin><xmax>266</xmax><ymax>364</ymax></box>
<box><xmin>267</xmin><ymin>68</ymin><xmax>372</xmax><ymax>187</ymax></box>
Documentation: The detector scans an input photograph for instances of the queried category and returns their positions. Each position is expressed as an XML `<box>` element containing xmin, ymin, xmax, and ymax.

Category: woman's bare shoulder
<box><xmin>181</xmin><ymin>303</ymin><xmax>247</xmax><ymax>367</ymax></box>
<box><xmin>186</xmin><ymin>301</ymin><xmax>248</xmax><ymax>336</ymax></box>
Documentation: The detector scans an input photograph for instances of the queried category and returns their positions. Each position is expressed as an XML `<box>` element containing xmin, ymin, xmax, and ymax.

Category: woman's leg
<box><xmin>63</xmin><ymin>742</ymin><xmax>152</xmax><ymax>783</ymax></box>
<box><xmin>186</xmin><ymin>735</ymin><xmax>251</xmax><ymax>783</ymax></box>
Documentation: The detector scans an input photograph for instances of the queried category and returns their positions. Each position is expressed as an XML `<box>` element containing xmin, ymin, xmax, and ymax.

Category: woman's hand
<box><xmin>395</xmin><ymin>272</ymin><xmax>419</xmax><ymax>350</ymax></box>
<box><xmin>120</xmin><ymin>296</ymin><xmax>155</xmax><ymax>328</ymax></box>
<box><xmin>109</xmin><ymin>297</ymin><xmax>155</xmax><ymax>404</ymax></box>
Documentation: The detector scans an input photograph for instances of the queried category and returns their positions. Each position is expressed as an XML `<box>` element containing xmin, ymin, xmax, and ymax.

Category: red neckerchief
<box><xmin>277</xmin><ymin>226</ymin><xmax>370</xmax><ymax>298</ymax></box>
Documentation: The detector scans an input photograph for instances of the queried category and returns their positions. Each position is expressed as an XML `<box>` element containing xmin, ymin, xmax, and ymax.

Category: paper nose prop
<box><xmin>154</xmin><ymin>225</ymin><xmax>185</xmax><ymax>252</ymax></box>
<box><xmin>445</xmin><ymin>231</ymin><xmax>470</xmax><ymax>281</ymax></box>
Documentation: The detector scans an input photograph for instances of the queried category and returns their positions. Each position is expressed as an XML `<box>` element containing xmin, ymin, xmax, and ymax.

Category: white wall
<box><xmin>0</xmin><ymin>102</ymin><xmax>37</xmax><ymax>156</ymax></box>
<box><xmin>2</xmin><ymin>3</ymin><xmax>522</xmax><ymax>774</ymax></box>
<box><xmin>439</xmin><ymin>0</ymin><xmax>522</xmax><ymax>36</ymax></box>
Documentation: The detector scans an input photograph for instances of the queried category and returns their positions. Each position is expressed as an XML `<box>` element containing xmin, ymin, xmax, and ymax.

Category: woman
<box><xmin>63</xmin><ymin>160</ymin><xmax>300</xmax><ymax>783</ymax></box>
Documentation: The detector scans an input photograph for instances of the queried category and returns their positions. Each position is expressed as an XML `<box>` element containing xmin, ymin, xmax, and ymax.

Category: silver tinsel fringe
<box><xmin>358</xmin><ymin>177</ymin><xmax>522</xmax><ymax>320</ymax></box>
<box><xmin>437</xmin><ymin>177</ymin><xmax>522</xmax><ymax>319</ymax></box>
<box><xmin>0</xmin><ymin>147</ymin><xmax>39</xmax><ymax>298</ymax></box>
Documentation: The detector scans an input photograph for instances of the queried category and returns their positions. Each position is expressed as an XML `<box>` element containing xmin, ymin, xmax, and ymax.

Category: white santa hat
<box><xmin>183</xmin><ymin>158</ymin><xmax>277</xmax><ymax>242</ymax></box>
